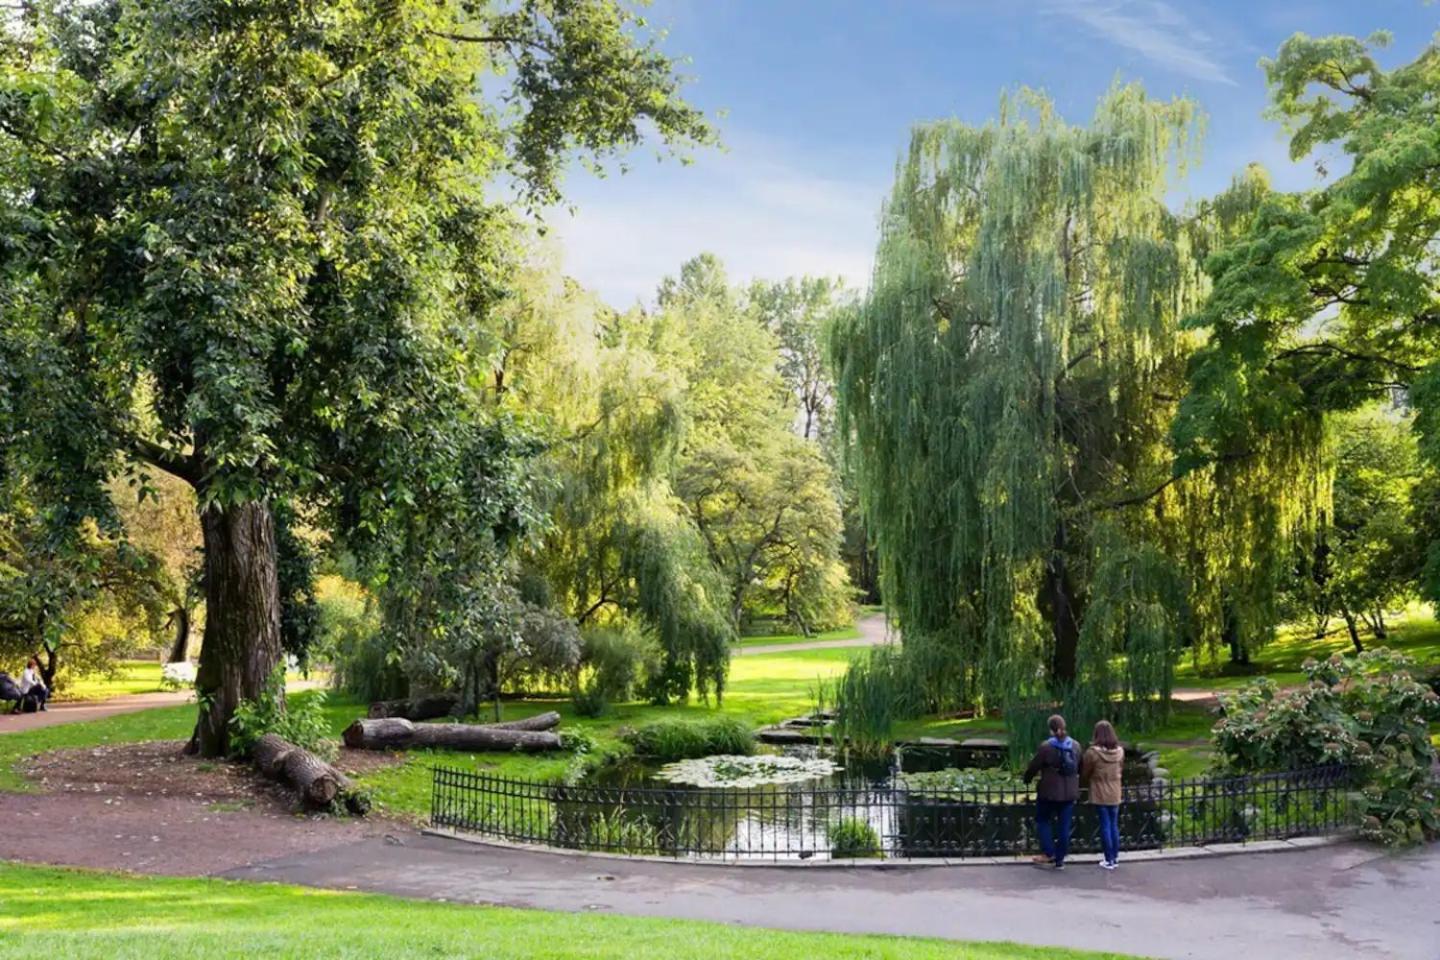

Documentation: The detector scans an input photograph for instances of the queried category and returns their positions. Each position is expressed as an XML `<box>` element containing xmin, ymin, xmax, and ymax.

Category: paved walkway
<box><xmin>737</xmin><ymin>612</ymin><xmax>892</xmax><ymax>656</ymax></box>
<box><xmin>222</xmin><ymin>833</ymin><xmax>1436</xmax><ymax>959</ymax></box>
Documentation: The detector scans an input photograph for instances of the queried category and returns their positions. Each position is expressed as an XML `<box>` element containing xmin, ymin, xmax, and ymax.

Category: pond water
<box><xmin>560</xmin><ymin>741</ymin><xmax>1155</xmax><ymax>860</ymax></box>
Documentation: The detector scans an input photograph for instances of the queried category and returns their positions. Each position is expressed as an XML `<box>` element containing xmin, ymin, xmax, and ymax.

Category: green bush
<box><xmin>828</xmin><ymin>817</ymin><xmax>882</xmax><ymax>859</ymax></box>
<box><xmin>572</xmin><ymin>624</ymin><xmax>656</xmax><ymax>717</ymax></box>
<box><xmin>1212</xmin><ymin>648</ymin><xmax>1440</xmax><ymax>846</ymax></box>
<box><xmin>621</xmin><ymin>717</ymin><xmax>755</xmax><ymax>762</ymax></box>
<box><xmin>229</xmin><ymin>666</ymin><xmax>336</xmax><ymax>761</ymax></box>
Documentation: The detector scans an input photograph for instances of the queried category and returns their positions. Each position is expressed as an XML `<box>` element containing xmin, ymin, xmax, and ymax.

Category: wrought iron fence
<box><xmin>431</xmin><ymin>763</ymin><xmax>1354</xmax><ymax>861</ymax></box>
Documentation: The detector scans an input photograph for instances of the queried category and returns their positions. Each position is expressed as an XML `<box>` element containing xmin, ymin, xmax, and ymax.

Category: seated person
<box><xmin>18</xmin><ymin>657</ymin><xmax>48</xmax><ymax>712</ymax></box>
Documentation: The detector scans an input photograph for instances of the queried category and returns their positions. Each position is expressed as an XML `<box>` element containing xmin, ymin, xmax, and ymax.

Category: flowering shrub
<box><xmin>1212</xmin><ymin>649</ymin><xmax>1440</xmax><ymax>846</ymax></box>
<box><xmin>160</xmin><ymin>661</ymin><xmax>196</xmax><ymax>690</ymax></box>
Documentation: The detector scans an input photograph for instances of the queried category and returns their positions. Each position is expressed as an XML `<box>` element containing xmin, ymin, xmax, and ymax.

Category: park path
<box><xmin>0</xmin><ymin>679</ymin><xmax>324</xmax><ymax>735</ymax></box>
<box><xmin>737</xmin><ymin>612</ymin><xmax>892</xmax><ymax>656</ymax></box>
<box><xmin>222</xmin><ymin>833</ymin><xmax>1437</xmax><ymax>960</ymax></box>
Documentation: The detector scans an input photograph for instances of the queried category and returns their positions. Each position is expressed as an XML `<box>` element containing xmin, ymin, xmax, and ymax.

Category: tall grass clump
<box><xmin>621</xmin><ymin>717</ymin><xmax>755</xmax><ymax>762</ymax></box>
<box><xmin>817</xmin><ymin>646</ymin><xmax>920</xmax><ymax>764</ymax></box>
<box><xmin>828</xmin><ymin>817</ymin><xmax>882</xmax><ymax>859</ymax></box>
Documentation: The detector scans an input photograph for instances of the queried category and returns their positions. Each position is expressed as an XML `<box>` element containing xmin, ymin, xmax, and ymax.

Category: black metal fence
<box><xmin>431</xmin><ymin>763</ymin><xmax>1354</xmax><ymax>861</ymax></box>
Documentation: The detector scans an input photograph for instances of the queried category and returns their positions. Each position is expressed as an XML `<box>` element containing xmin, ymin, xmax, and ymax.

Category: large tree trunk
<box><xmin>1044</xmin><ymin>523</ymin><xmax>1082</xmax><ymax>687</ymax></box>
<box><xmin>190</xmin><ymin>501</ymin><xmax>282</xmax><ymax>758</ymax></box>
<box><xmin>343</xmin><ymin>716</ymin><xmax>563</xmax><ymax>752</ymax></box>
<box><xmin>166</xmin><ymin>605</ymin><xmax>192</xmax><ymax>663</ymax></box>
<box><xmin>1223</xmin><ymin>602</ymin><xmax>1250</xmax><ymax>665</ymax></box>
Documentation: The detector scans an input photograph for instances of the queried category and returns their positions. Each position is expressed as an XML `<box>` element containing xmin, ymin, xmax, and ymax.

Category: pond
<box><xmin>557</xmin><ymin>739</ymin><xmax>1159</xmax><ymax>860</ymax></box>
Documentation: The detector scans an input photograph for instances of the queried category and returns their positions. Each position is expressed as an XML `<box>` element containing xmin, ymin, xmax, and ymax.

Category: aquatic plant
<box><xmin>654</xmin><ymin>754</ymin><xmax>839</xmax><ymax>788</ymax></box>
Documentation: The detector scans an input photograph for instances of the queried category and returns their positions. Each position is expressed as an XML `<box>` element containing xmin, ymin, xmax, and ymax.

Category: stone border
<box><xmin>422</xmin><ymin>826</ymin><xmax>1352</xmax><ymax>869</ymax></box>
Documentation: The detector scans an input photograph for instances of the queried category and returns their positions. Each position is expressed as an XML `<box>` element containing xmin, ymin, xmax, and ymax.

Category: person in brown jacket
<box><xmin>1022</xmin><ymin>714</ymin><xmax>1080</xmax><ymax>869</ymax></box>
<box><xmin>1081</xmin><ymin>719</ymin><xmax>1124</xmax><ymax>869</ymax></box>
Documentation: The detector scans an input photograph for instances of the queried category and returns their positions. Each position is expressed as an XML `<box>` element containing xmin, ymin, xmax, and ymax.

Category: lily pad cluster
<box><xmin>654</xmin><ymin>754</ymin><xmax>841</xmax><ymax>788</ymax></box>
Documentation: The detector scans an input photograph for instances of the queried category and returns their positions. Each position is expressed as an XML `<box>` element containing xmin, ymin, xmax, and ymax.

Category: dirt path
<box><xmin>3</xmin><ymin>739</ymin><xmax>397</xmax><ymax>875</ymax></box>
<box><xmin>737</xmin><ymin>613</ymin><xmax>892</xmax><ymax>656</ymax></box>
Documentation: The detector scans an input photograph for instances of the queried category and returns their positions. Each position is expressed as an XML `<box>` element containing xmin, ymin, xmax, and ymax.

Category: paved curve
<box><xmin>223</xmin><ymin>833</ymin><xmax>1437</xmax><ymax>959</ymax></box>
<box><xmin>737</xmin><ymin>612</ymin><xmax>893</xmax><ymax>656</ymax></box>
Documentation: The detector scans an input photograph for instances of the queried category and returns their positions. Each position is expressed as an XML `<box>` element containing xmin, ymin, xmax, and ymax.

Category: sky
<box><xmin>542</xmin><ymin>1</ymin><xmax>1438</xmax><ymax>309</ymax></box>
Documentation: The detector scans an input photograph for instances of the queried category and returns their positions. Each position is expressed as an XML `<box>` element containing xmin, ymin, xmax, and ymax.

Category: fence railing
<box><xmin>430</xmin><ymin>763</ymin><xmax>1354</xmax><ymax>861</ymax></box>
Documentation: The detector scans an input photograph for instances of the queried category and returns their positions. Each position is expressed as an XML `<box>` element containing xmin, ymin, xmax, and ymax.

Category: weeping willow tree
<box><xmin>490</xmin><ymin>254</ymin><xmax>733</xmax><ymax>702</ymax></box>
<box><xmin>831</xmin><ymin>86</ymin><xmax>1323</xmax><ymax>719</ymax></box>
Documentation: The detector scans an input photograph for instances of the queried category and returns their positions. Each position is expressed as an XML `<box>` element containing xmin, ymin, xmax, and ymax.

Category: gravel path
<box><xmin>737</xmin><ymin>613</ymin><xmax>892</xmax><ymax>656</ymax></box>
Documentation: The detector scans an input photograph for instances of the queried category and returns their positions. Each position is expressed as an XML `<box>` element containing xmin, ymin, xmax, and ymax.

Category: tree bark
<box><xmin>167</xmin><ymin>605</ymin><xmax>192</xmax><ymax>663</ymax></box>
<box><xmin>250</xmin><ymin>733</ymin><xmax>366</xmax><ymax>812</ymax></box>
<box><xmin>1044</xmin><ymin>523</ymin><xmax>1082</xmax><ymax>687</ymax></box>
<box><xmin>190</xmin><ymin>501</ymin><xmax>282</xmax><ymax>758</ymax></box>
<box><xmin>342</xmin><ymin>717</ymin><xmax>563</xmax><ymax>752</ymax></box>
<box><xmin>1223</xmin><ymin>603</ymin><xmax>1250</xmax><ymax>665</ymax></box>
<box><xmin>1341</xmin><ymin>607</ymin><xmax>1364</xmax><ymax>654</ymax></box>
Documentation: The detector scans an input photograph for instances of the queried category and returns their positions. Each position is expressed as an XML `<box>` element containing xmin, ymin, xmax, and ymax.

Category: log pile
<box><xmin>343</xmin><ymin>712</ymin><xmax>562</xmax><ymax>753</ymax></box>
<box><xmin>251</xmin><ymin>733</ymin><xmax>369</xmax><ymax>814</ymax></box>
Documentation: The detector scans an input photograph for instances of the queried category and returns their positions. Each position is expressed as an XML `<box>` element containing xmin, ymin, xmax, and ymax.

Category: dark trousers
<box><xmin>1096</xmin><ymin>803</ymin><xmax>1120</xmax><ymax>864</ymax></box>
<box><xmin>1036</xmin><ymin>799</ymin><xmax>1074</xmax><ymax>865</ymax></box>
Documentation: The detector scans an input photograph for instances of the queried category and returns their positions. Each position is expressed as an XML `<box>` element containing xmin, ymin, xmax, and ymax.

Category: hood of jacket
<box><xmin>1088</xmin><ymin>745</ymin><xmax>1124</xmax><ymax>766</ymax></box>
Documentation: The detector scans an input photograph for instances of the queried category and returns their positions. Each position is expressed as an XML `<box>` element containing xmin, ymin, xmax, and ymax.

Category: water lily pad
<box><xmin>654</xmin><ymin>754</ymin><xmax>841</xmax><ymax>788</ymax></box>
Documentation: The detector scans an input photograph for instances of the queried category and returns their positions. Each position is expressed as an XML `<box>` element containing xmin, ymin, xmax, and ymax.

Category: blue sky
<box><xmin>545</xmin><ymin>1</ymin><xmax>1437</xmax><ymax>308</ymax></box>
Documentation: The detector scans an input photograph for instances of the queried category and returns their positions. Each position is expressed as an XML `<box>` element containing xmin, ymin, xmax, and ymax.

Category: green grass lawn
<box><xmin>0</xmin><ymin>648</ymin><xmax>866</xmax><ymax>818</ymax></box>
<box><xmin>1173</xmin><ymin>607</ymin><xmax>1440</xmax><ymax>691</ymax></box>
<box><xmin>0</xmin><ymin>863</ymin><xmax>1135</xmax><ymax>960</ymax></box>
<box><xmin>736</xmin><ymin>623</ymin><xmax>862</xmax><ymax>647</ymax></box>
<box><xmin>56</xmin><ymin>660</ymin><xmax>168</xmax><ymax>701</ymax></box>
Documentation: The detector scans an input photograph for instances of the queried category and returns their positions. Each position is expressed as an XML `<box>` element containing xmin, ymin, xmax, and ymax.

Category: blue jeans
<box><xmin>1096</xmin><ymin>804</ymin><xmax>1120</xmax><ymax>864</ymax></box>
<box><xmin>1035</xmin><ymin>799</ymin><xmax>1074</xmax><ymax>865</ymax></box>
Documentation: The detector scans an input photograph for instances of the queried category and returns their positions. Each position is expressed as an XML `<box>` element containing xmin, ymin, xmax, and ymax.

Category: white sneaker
<box><xmin>1099</xmin><ymin>860</ymin><xmax>1117</xmax><ymax>871</ymax></box>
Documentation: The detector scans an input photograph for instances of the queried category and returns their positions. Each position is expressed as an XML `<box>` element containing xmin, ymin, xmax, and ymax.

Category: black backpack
<box><xmin>1050</xmin><ymin>737</ymin><xmax>1078</xmax><ymax>777</ymax></box>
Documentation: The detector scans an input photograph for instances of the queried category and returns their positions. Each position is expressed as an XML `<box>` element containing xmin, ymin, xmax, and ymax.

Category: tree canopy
<box><xmin>0</xmin><ymin>0</ymin><xmax>710</xmax><ymax>752</ymax></box>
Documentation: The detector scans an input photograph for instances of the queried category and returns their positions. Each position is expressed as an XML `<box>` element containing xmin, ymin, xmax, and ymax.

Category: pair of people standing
<box><xmin>1021</xmin><ymin>714</ymin><xmax>1123</xmax><ymax>870</ymax></box>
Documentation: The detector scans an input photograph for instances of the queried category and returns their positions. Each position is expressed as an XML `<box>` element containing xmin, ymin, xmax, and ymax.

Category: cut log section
<box><xmin>366</xmin><ymin>695</ymin><xmax>460</xmax><ymax>721</ymax></box>
<box><xmin>343</xmin><ymin>717</ymin><xmax>562</xmax><ymax>753</ymax></box>
<box><xmin>251</xmin><ymin>733</ymin><xmax>368</xmax><ymax>813</ymax></box>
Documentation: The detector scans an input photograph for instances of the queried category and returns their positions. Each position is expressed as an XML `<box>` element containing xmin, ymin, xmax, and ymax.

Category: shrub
<box><xmin>1212</xmin><ymin>648</ymin><xmax>1440</xmax><ymax>846</ymax></box>
<box><xmin>828</xmin><ymin>817</ymin><xmax>882</xmax><ymax>859</ymax></box>
<box><xmin>572</xmin><ymin>624</ymin><xmax>656</xmax><ymax>717</ymax></box>
<box><xmin>229</xmin><ymin>666</ymin><xmax>336</xmax><ymax>761</ymax></box>
<box><xmin>621</xmin><ymin>717</ymin><xmax>755</xmax><ymax>762</ymax></box>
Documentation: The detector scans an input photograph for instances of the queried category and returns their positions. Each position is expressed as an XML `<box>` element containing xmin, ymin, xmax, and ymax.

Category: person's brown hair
<box><xmin>1047</xmin><ymin>714</ymin><xmax>1066</xmax><ymax>737</ymax></box>
<box><xmin>26</xmin><ymin>656</ymin><xmax>38</xmax><ymax>670</ymax></box>
<box><xmin>1092</xmin><ymin>719</ymin><xmax>1119</xmax><ymax>749</ymax></box>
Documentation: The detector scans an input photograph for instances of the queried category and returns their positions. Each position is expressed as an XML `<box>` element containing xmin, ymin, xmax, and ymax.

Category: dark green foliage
<box><xmin>620</xmin><ymin>717</ymin><xmax>755</xmax><ymax>762</ymax></box>
<box><xmin>827</xmin><ymin>817</ymin><xmax>882</xmax><ymax>859</ymax></box>
<box><xmin>1212</xmin><ymin>649</ymin><xmax>1440</xmax><ymax>846</ymax></box>
<box><xmin>274</xmin><ymin>502</ymin><xmax>320</xmax><ymax>669</ymax></box>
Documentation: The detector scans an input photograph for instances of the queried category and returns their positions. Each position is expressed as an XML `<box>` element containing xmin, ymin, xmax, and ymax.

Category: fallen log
<box><xmin>251</xmin><ymin>733</ymin><xmax>368</xmax><ymax>813</ymax></box>
<box><xmin>488</xmin><ymin>711</ymin><xmax>561</xmax><ymax>732</ymax></box>
<box><xmin>342</xmin><ymin>717</ymin><xmax>562</xmax><ymax>753</ymax></box>
<box><xmin>366</xmin><ymin>695</ymin><xmax>460</xmax><ymax>721</ymax></box>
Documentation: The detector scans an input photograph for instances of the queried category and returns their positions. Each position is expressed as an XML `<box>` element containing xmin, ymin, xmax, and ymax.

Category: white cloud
<box><xmin>1048</xmin><ymin>1</ymin><xmax>1237</xmax><ymax>86</ymax></box>
<box><xmin>544</xmin><ymin>138</ymin><xmax>886</xmax><ymax>309</ymax></box>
